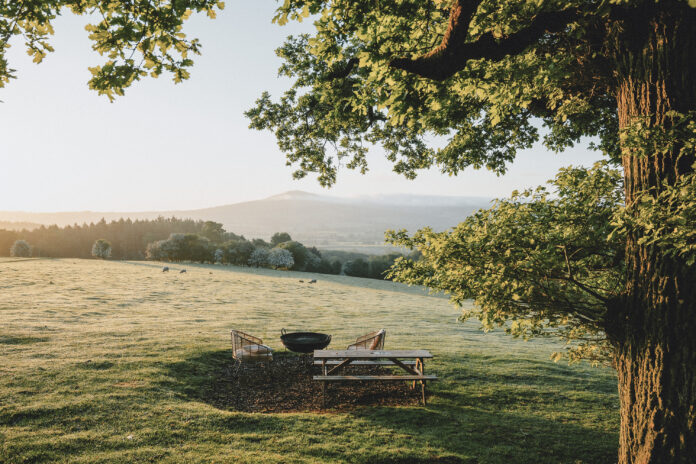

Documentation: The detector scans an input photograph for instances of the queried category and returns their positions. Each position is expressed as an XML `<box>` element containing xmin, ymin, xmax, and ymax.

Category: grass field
<box><xmin>0</xmin><ymin>258</ymin><xmax>619</xmax><ymax>463</ymax></box>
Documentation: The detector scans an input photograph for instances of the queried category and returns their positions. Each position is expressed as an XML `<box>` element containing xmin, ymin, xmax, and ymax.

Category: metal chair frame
<box><xmin>347</xmin><ymin>329</ymin><xmax>386</xmax><ymax>350</ymax></box>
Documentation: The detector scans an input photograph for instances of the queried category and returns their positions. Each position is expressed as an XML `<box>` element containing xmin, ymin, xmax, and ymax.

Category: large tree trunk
<box><xmin>609</xmin><ymin>3</ymin><xmax>696</xmax><ymax>463</ymax></box>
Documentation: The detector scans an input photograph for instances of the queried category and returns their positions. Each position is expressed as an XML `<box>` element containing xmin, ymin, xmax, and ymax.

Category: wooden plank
<box><xmin>313</xmin><ymin>360</ymin><xmax>417</xmax><ymax>366</ymax></box>
<box><xmin>314</xmin><ymin>349</ymin><xmax>433</xmax><ymax>359</ymax></box>
<box><xmin>313</xmin><ymin>375</ymin><xmax>438</xmax><ymax>381</ymax></box>
<box><xmin>327</xmin><ymin>358</ymin><xmax>354</xmax><ymax>375</ymax></box>
<box><xmin>389</xmin><ymin>358</ymin><xmax>420</xmax><ymax>376</ymax></box>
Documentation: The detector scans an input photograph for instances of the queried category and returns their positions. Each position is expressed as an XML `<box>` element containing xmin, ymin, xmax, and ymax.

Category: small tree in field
<box><xmin>270</xmin><ymin>232</ymin><xmax>292</xmax><ymax>247</ymax></box>
<box><xmin>224</xmin><ymin>240</ymin><xmax>255</xmax><ymax>266</ymax></box>
<box><xmin>276</xmin><ymin>241</ymin><xmax>309</xmax><ymax>270</ymax></box>
<box><xmin>248</xmin><ymin>247</ymin><xmax>270</xmax><ymax>267</ymax></box>
<box><xmin>214</xmin><ymin>248</ymin><xmax>224</xmax><ymax>264</ymax></box>
<box><xmin>252</xmin><ymin>238</ymin><xmax>271</xmax><ymax>249</ymax></box>
<box><xmin>344</xmin><ymin>258</ymin><xmax>369</xmax><ymax>278</ymax></box>
<box><xmin>10</xmin><ymin>240</ymin><xmax>31</xmax><ymax>257</ymax></box>
<box><xmin>91</xmin><ymin>239</ymin><xmax>112</xmax><ymax>259</ymax></box>
<box><xmin>268</xmin><ymin>248</ymin><xmax>295</xmax><ymax>270</ymax></box>
<box><xmin>146</xmin><ymin>240</ymin><xmax>166</xmax><ymax>261</ymax></box>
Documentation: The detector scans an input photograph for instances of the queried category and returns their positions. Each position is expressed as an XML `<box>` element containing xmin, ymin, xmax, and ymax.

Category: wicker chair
<box><xmin>347</xmin><ymin>329</ymin><xmax>386</xmax><ymax>350</ymax></box>
<box><xmin>231</xmin><ymin>329</ymin><xmax>273</xmax><ymax>362</ymax></box>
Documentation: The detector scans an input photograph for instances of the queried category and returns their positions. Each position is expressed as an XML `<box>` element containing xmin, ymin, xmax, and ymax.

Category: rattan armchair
<box><xmin>347</xmin><ymin>329</ymin><xmax>386</xmax><ymax>350</ymax></box>
<box><xmin>231</xmin><ymin>329</ymin><xmax>273</xmax><ymax>362</ymax></box>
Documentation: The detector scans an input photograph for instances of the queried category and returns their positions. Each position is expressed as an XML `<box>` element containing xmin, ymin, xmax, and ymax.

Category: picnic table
<box><xmin>313</xmin><ymin>349</ymin><xmax>438</xmax><ymax>405</ymax></box>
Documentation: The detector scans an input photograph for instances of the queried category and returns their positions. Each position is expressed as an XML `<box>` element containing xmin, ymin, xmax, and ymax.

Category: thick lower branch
<box><xmin>390</xmin><ymin>5</ymin><xmax>579</xmax><ymax>81</ymax></box>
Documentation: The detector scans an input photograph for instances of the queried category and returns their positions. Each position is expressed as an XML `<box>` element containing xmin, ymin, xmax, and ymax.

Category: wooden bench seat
<box><xmin>313</xmin><ymin>375</ymin><xmax>438</xmax><ymax>381</ymax></box>
<box><xmin>313</xmin><ymin>360</ymin><xmax>416</xmax><ymax>366</ymax></box>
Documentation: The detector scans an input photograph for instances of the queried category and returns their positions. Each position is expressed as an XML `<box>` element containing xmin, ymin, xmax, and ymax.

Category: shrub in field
<box><xmin>248</xmin><ymin>247</ymin><xmax>270</xmax><ymax>267</ymax></box>
<box><xmin>145</xmin><ymin>233</ymin><xmax>213</xmax><ymax>263</ymax></box>
<box><xmin>10</xmin><ymin>240</ymin><xmax>31</xmax><ymax>257</ymax></box>
<box><xmin>331</xmin><ymin>259</ymin><xmax>343</xmax><ymax>275</ymax></box>
<box><xmin>367</xmin><ymin>253</ymin><xmax>403</xmax><ymax>280</ymax></box>
<box><xmin>276</xmin><ymin>241</ymin><xmax>310</xmax><ymax>270</ymax></box>
<box><xmin>224</xmin><ymin>240</ymin><xmax>255</xmax><ymax>266</ymax></box>
<box><xmin>303</xmin><ymin>249</ymin><xmax>321</xmax><ymax>271</ymax></box>
<box><xmin>270</xmin><ymin>232</ymin><xmax>292</xmax><ymax>247</ymax></box>
<box><xmin>200</xmin><ymin>221</ymin><xmax>225</xmax><ymax>244</ymax></box>
<box><xmin>306</xmin><ymin>256</ymin><xmax>338</xmax><ymax>274</ymax></box>
<box><xmin>344</xmin><ymin>258</ymin><xmax>369</xmax><ymax>278</ymax></box>
<box><xmin>146</xmin><ymin>240</ymin><xmax>166</xmax><ymax>261</ymax></box>
<box><xmin>91</xmin><ymin>239</ymin><xmax>112</xmax><ymax>259</ymax></box>
<box><xmin>268</xmin><ymin>248</ymin><xmax>294</xmax><ymax>270</ymax></box>
<box><xmin>252</xmin><ymin>238</ymin><xmax>271</xmax><ymax>249</ymax></box>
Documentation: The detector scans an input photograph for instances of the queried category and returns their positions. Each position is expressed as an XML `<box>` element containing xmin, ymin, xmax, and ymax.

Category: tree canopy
<box><xmin>246</xmin><ymin>2</ymin><xmax>696</xmax><ymax>461</ymax></box>
<box><xmin>0</xmin><ymin>0</ymin><xmax>224</xmax><ymax>100</ymax></box>
<box><xmin>244</xmin><ymin>0</ymin><xmax>662</xmax><ymax>185</ymax></box>
<box><xmin>388</xmin><ymin>161</ymin><xmax>624</xmax><ymax>364</ymax></box>
<box><xmin>244</xmin><ymin>0</ymin><xmax>695</xmax><ymax>356</ymax></box>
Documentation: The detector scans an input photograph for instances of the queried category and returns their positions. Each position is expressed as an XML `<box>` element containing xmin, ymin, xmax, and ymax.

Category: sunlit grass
<box><xmin>0</xmin><ymin>258</ymin><xmax>618</xmax><ymax>463</ymax></box>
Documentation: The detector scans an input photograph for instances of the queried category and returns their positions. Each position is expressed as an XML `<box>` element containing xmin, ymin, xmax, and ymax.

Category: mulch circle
<box><xmin>207</xmin><ymin>353</ymin><xmax>424</xmax><ymax>412</ymax></box>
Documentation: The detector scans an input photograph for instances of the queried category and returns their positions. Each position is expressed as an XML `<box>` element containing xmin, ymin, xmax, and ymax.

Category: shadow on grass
<box><xmin>0</xmin><ymin>334</ymin><xmax>49</xmax><ymax>345</ymax></box>
<box><xmin>159</xmin><ymin>349</ymin><xmax>422</xmax><ymax>412</ymax></box>
<box><xmin>158</xmin><ymin>348</ymin><xmax>256</xmax><ymax>408</ymax></box>
<box><xmin>158</xmin><ymin>349</ymin><xmax>618</xmax><ymax>464</ymax></box>
<box><xmin>439</xmin><ymin>353</ymin><xmax>618</xmax><ymax>396</ymax></box>
<box><xmin>349</xmin><ymin>400</ymin><xmax>616</xmax><ymax>463</ymax></box>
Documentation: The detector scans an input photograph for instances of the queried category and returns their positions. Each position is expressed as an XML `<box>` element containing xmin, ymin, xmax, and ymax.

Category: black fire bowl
<box><xmin>280</xmin><ymin>329</ymin><xmax>332</xmax><ymax>353</ymax></box>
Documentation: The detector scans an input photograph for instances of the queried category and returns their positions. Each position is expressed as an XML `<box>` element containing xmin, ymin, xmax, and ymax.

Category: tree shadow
<box><xmin>158</xmin><ymin>349</ymin><xmax>422</xmax><ymax>412</ymax></box>
<box><xmin>0</xmin><ymin>334</ymin><xmax>49</xmax><ymax>345</ymax></box>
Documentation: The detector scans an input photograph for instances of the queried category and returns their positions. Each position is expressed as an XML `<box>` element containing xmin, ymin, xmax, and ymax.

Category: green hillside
<box><xmin>0</xmin><ymin>259</ymin><xmax>618</xmax><ymax>463</ymax></box>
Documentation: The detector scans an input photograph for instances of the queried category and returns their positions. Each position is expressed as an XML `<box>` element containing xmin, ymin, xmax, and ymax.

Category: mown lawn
<box><xmin>0</xmin><ymin>258</ymin><xmax>619</xmax><ymax>463</ymax></box>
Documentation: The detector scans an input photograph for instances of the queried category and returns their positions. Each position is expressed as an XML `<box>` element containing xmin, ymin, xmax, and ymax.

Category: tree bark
<box><xmin>608</xmin><ymin>3</ymin><xmax>696</xmax><ymax>463</ymax></box>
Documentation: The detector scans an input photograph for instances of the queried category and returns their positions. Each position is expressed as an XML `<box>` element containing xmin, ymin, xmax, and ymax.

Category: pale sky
<box><xmin>0</xmin><ymin>2</ymin><xmax>604</xmax><ymax>213</ymax></box>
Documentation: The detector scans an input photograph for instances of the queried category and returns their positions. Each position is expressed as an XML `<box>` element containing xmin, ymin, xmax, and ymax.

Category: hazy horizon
<box><xmin>0</xmin><ymin>189</ymin><xmax>496</xmax><ymax>214</ymax></box>
<box><xmin>1</xmin><ymin>3</ymin><xmax>604</xmax><ymax>213</ymax></box>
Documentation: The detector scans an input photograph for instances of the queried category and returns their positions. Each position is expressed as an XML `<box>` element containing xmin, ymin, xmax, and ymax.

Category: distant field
<box><xmin>0</xmin><ymin>258</ymin><xmax>619</xmax><ymax>463</ymax></box>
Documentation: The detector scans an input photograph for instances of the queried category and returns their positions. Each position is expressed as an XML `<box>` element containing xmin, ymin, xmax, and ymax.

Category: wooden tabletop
<box><xmin>314</xmin><ymin>349</ymin><xmax>433</xmax><ymax>359</ymax></box>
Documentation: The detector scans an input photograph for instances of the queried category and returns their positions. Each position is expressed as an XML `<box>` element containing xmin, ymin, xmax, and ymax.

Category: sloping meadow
<box><xmin>0</xmin><ymin>258</ymin><xmax>618</xmax><ymax>463</ymax></box>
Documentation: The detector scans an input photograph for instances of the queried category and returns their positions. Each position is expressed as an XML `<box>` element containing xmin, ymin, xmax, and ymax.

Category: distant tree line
<box><xmin>145</xmin><ymin>230</ymin><xmax>344</xmax><ymax>274</ymax></box>
<box><xmin>1</xmin><ymin>218</ymin><xmax>416</xmax><ymax>280</ymax></box>
<box><xmin>0</xmin><ymin>217</ymin><xmax>222</xmax><ymax>259</ymax></box>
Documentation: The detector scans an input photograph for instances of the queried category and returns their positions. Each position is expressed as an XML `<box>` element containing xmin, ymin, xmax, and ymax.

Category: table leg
<box><xmin>327</xmin><ymin>358</ymin><xmax>354</xmax><ymax>375</ymax></box>
<box><xmin>322</xmin><ymin>359</ymin><xmax>327</xmax><ymax>407</ymax></box>
<box><xmin>420</xmin><ymin>358</ymin><xmax>426</xmax><ymax>405</ymax></box>
<box><xmin>412</xmin><ymin>358</ymin><xmax>423</xmax><ymax>390</ymax></box>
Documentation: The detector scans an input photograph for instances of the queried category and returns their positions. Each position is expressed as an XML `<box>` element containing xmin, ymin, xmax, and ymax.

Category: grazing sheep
<box><xmin>309</xmin><ymin>279</ymin><xmax>317</xmax><ymax>284</ymax></box>
<box><xmin>180</xmin><ymin>269</ymin><xmax>186</xmax><ymax>274</ymax></box>
<box><xmin>162</xmin><ymin>266</ymin><xmax>169</xmax><ymax>272</ymax></box>
<box><xmin>299</xmin><ymin>280</ymin><xmax>304</xmax><ymax>283</ymax></box>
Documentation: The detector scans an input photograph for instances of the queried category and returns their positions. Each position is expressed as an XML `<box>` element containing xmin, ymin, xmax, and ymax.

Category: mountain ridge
<box><xmin>0</xmin><ymin>191</ymin><xmax>493</xmax><ymax>246</ymax></box>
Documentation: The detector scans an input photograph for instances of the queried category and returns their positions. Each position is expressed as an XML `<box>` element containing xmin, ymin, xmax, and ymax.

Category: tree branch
<box><xmin>389</xmin><ymin>1</ymin><xmax>580</xmax><ymax>81</ymax></box>
<box><xmin>324</xmin><ymin>57</ymin><xmax>359</xmax><ymax>80</ymax></box>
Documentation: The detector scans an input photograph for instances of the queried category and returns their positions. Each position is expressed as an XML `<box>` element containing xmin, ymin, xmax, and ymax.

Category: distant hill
<box><xmin>0</xmin><ymin>191</ymin><xmax>492</xmax><ymax>247</ymax></box>
<box><xmin>0</xmin><ymin>220</ymin><xmax>42</xmax><ymax>231</ymax></box>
